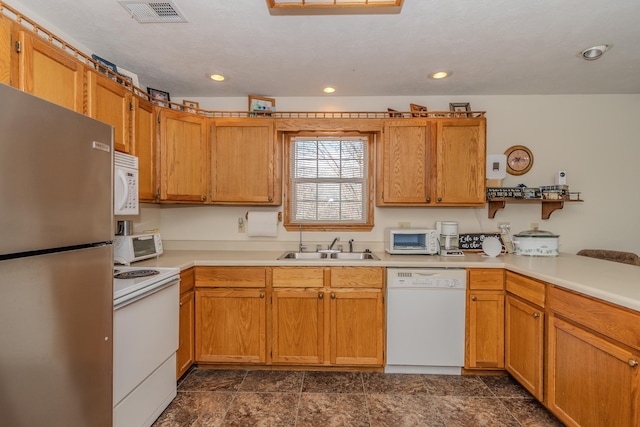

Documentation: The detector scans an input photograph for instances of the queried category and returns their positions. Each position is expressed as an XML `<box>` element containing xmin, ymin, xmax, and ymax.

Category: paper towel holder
<box><xmin>246</xmin><ymin>211</ymin><xmax>282</xmax><ymax>222</ymax></box>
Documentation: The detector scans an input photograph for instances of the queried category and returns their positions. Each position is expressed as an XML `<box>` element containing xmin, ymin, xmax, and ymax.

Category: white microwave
<box><xmin>114</xmin><ymin>233</ymin><xmax>163</xmax><ymax>265</ymax></box>
<box><xmin>385</xmin><ymin>228</ymin><xmax>439</xmax><ymax>255</ymax></box>
<box><xmin>114</xmin><ymin>152</ymin><xmax>139</xmax><ymax>216</ymax></box>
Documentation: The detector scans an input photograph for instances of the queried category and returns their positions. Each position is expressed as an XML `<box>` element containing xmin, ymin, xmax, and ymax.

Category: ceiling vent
<box><xmin>118</xmin><ymin>1</ymin><xmax>188</xmax><ymax>23</ymax></box>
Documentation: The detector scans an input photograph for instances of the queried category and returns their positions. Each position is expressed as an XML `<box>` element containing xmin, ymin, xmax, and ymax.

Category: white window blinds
<box><xmin>290</xmin><ymin>136</ymin><xmax>368</xmax><ymax>223</ymax></box>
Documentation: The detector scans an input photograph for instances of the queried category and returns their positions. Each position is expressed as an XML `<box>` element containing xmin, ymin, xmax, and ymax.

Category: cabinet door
<box><xmin>547</xmin><ymin>315</ymin><xmax>640</xmax><ymax>427</ymax></box>
<box><xmin>435</xmin><ymin>119</ymin><xmax>486</xmax><ymax>205</ymax></box>
<box><xmin>176</xmin><ymin>290</ymin><xmax>194</xmax><ymax>379</ymax></box>
<box><xmin>132</xmin><ymin>98</ymin><xmax>158</xmax><ymax>202</ymax></box>
<box><xmin>0</xmin><ymin>15</ymin><xmax>13</xmax><ymax>85</ymax></box>
<box><xmin>271</xmin><ymin>288</ymin><xmax>325</xmax><ymax>365</ymax></box>
<box><xmin>195</xmin><ymin>288</ymin><xmax>266</xmax><ymax>364</ymax></box>
<box><xmin>505</xmin><ymin>295</ymin><xmax>544</xmax><ymax>400</ymax></box>
<box><xmin>330</xmin><ymin>289</ymin><xmax>384</xmax><ymax>366</ymax></box>
<box><xmin>465</xmin><ymin>290</ymin><xmax>505</xmax><ymax>369</ymax></box>
<box><xmin>18</xmin><ymin>31</ymin><xmax>84</xmax><ymax>112</ymax></box>
<box><xmin>159</xmin><ymin>110</ymin><xmax>209</xmax><ymax>203</ymax></box>
<box><xmin>377</xmin><ymin>120</ymin><xmax>433</xmax><ymax>205</ymax></box>
<box><xmin>211</xmin><ymin>119</ymin><xmax>280</xmax><ymax>204</ymax></box>
<box><xmin>86</xmin><ymin>71</ymin><xmax>131</xmax><ymax>153</ymax></box>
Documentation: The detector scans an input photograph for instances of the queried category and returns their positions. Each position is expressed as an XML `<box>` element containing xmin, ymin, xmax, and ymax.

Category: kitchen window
<box><xmin>284</xmin><ymin>133</ymin><xmax>374</xmax><ymax>231</ymax></box>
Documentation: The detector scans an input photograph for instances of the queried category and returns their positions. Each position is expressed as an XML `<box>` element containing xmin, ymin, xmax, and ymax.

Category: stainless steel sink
<box><xmin>278</xmin><ymin>252</ymin><xmax>328</xmax><ymax>260</ymax></box>
<box><xmin>278</xmin><ymin>251</ymin><xmax>379</xmax><ymax>260</ymax></box>
<box><xmin>330</xmin><ymin>252</ymin><xmax>379</xmax><ymax>260</ymax></box>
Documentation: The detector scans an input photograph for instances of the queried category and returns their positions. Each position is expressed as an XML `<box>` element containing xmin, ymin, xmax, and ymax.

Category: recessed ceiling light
<box><xmin>210</xmin><ymin>74</ymin><xmax>225</xmax><ymax>81</ymax></box>
<box><xmin>579</xmin><ymin>44</ymin><xmax>612</xmax><ymax>61</ymax></box>
<box><xmin>430</xmin><ymin>71</ymin><xmax>450</xmax><ymax>79</ymax></box>
<box><xmin>323</xmin><ymin>87</ymin><xmax>336</xmax><ymax>93</ymax></box>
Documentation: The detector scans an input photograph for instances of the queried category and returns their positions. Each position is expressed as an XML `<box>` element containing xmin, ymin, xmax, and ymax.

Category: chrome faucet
<box><xmin>348</xmin><ymin>239</ymin><xmax>354</xmax><ymax>253</ymax></box>
<box><xmin>298</xmin><ymin>224</ymin><xmax>306</xmax><ymax>253</ymax></box>
<box><xmin>328</xmin><ymin>237</ymin><xmax>340</xmax><ymax>251</ymax></box>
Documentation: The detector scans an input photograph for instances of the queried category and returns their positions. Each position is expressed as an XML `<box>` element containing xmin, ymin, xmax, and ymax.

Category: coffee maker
<box><xmin>436</xmin><ymin>221</ymin><xmax>464</xmax><ymax>257</ymax></box>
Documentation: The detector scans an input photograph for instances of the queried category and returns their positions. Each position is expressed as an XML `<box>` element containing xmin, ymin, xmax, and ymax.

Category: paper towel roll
<box><xmin>247</xmin><ymin>211</ymin><xmax>279</xmax><ymax>237</ymax></box>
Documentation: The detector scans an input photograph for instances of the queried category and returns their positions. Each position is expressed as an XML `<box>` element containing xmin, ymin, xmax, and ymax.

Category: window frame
<box><xmin>283</xmin><ymin>131</ymin><xmax>375</xmax><ymax>231</ymax></box>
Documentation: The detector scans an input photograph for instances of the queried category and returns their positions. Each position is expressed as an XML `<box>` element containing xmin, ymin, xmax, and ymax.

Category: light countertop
<box><xmin>133</xmin><ymin>250</ymin><xmax>640</xmax><ymax>312</ymax></box>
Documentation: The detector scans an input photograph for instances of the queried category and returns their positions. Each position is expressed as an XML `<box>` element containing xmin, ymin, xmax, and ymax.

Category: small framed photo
<box><xmin>147</xmin><ymin>87</ymin><xmax>171</xmax><ymax>108</ymax></box>
<box><xmin>450</xmin><ymin>102</ymin><xmax>471</xmax><ymax>117</ymax></box>
<box><xmin>248</xmin><ymin>95</ymin><xmax>275</xmax><ymax>116</ymax></box>
<box><xmin>183</xmin><ymin>99</ymin><xmax>199</xmax><ymax>113</ymax></box>
<box><xmin>410</xmin><ymin>103</ymin><xmax>428</xmax><ymax>117</ymax></box>
<box><xmin>91</xmin><ymin>54</ymin><xmax>118</xmax><ymax>77</ymax></box>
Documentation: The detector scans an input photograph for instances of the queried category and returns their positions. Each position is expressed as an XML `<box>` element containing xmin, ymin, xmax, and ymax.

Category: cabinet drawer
<box><xmin>468</xmin><ymin>268</ymin><xmax>504</xmax><ymax>290</ymax></box>
<box><xmin>272</xmin><ymin>267</ymin><xmax>325</xmax><ymax>288</ymax></box>
<box><xmin>179</xmin><ymin>267</ymin><xmax>195</xmax><ymax>294</ymax></box>
<box><xmin>330</xmin><ymin>267</ymin><xmax>384</xmax><ymax>288</ymax></box>
<box><xmin>505</xmin><ymin>271</ymin><xmax>546</xmax><ymax>308</ymax></box>
<box><xmin>548</xmin><ymin>285</ymin><xmax>640</xmax><ymax>352</ymax></box>
<box><xmin>195</xmin><ymin>266</ymin><xmax>266</xmax><ymax>287</ymax></box>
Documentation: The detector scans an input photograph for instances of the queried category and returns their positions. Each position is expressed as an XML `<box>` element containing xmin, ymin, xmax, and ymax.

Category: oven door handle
<box><xmin>114</xmin><ymin>276</ymin><xmax>179</xmax><ymax>310</ymax></box>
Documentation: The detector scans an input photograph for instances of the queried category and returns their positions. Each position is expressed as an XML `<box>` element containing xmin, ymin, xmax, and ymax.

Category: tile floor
<box><xmin>153</xmin><ymin>368</ymin><xmax>564</xmax><ymax>427</ymax></box>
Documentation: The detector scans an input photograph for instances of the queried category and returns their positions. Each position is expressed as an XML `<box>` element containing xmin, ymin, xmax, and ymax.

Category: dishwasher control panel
<box><xmin>387</xmin><ymin>268</ymin><xmax>467</xmax><ymax>289</ymax></box>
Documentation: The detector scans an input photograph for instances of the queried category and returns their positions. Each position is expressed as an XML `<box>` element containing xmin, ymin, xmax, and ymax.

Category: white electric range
<box><xmin>113</xmin><ymin>266</ymin><xmax>180</xmax><ymax>427</ymax></box>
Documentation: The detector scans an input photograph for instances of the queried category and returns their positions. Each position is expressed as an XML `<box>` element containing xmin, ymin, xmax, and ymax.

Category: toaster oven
<box><xmin>385</xmin><ymin>228</ymin><xmax>439</xmax><ymax>255</ymax></box>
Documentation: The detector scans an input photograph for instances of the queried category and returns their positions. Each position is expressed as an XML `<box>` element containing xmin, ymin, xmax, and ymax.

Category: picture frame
<box><xmin>248</xmin><ymin>95</ymin><xmax>275</xmax><ymax>116</ymax></box>
<box><xmin>183</xmin><ymin>99</ymin><xmax>199</xmax><ymax>113</ymax></box>
<box><xmin>410</xmin><ymin>103</ymin><xmax>428</xmax><ymax>117</ymax></box>
<box><xmin>147</xmin><ymin>87</ymin><xmax>171</xmax><ymax>108</ymax></box>
<box><xmin>91</xmin><ymin>54</ymin><xmax>118</xmax><ymax>76</ymax></box>
<box><xmin>449</xmin><ymin>102</ymin><xmax>471</xmax><ymax>117</ymax></box>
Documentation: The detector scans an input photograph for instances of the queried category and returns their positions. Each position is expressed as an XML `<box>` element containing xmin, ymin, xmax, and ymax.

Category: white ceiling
<box><xmin>8</xmin><ymin>0</ymin><xmax>640</xmax><ymax>98</ymax></box>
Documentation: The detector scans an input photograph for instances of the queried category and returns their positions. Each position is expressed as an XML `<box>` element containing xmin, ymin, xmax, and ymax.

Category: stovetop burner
<box><xmin>114</xmin><ymin>269</ymin><xmax>160</xmax><ymax>280</ymax></box>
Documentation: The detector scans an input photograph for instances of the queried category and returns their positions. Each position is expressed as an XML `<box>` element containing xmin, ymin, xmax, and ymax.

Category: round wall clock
<box><xmin>504</xmin><ymin>145</ymin><xmax>534</xmax><ymax>175</ymax></box>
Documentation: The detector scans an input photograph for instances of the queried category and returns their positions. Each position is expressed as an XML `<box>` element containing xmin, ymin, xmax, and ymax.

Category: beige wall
<box><xmin>133</xmin><ymin>94</ymin><xmax>640</xmax><ymax>255</ymax></box>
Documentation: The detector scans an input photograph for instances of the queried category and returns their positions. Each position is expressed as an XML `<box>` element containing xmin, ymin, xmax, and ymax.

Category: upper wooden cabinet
<box><xmin>210</xmin><ymin>118</ymin><xmax>281</xmax><ymax>205</ymax></box>
<box><xmin>86</xmin><ymin>70</ymin><xmax>131</xmax><ymax>153</ymax></box>
<box><xmin>18</xmin><ymin>31</ymin><xmax>84</xmax><ymax>113</ymax></box>
<box><xmin>158</xmin><ymin>109</ymin><xmax>209</xmax><ymax>203</ymax></box>
<box><xmin>132</xmin><ymin>98</ymin><xmax>158</xmax><ymax>202</ymax></box>
<box><xmin>0</xmin><ymin>14</ymin><xmax>13</xmax><ymax>85</ymax></box>
<box><xmin>377</xmin><ymin>117</ymin><xmax>486</xmax><ymax>206</ymax></box>
<box><xmin>435</xmin><ymin>119</ymin><xmax>486</xmax><ymax>205</ymax></box>
<box><xmin>378</xmin><ymin>119</ymin><xmax>433</xmax><ymax>204</ymax></box>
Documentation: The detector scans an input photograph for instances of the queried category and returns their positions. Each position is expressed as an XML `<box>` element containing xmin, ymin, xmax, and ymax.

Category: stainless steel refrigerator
<box><xmin>0</xmin><ymin>83</ymin><xmax>114</xmax><ymax>426</ymax></box>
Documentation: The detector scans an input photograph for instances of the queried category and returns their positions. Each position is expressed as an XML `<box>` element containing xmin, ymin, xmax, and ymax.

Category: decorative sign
<box><xmin>459</xmin><ymin>233</ymin><xmax>504</xmax><ymax>252</ymax></box>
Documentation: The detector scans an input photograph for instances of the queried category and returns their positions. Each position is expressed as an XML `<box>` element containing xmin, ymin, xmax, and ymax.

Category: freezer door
<box><xmin>0</xmin><ymin>84</ymin><xmax>113</xmax><ymax>255</ymax></box>
<box><xmin>0</xmin><ymin>245</ymin><xmax>113</xmax><ymax>427</ymax></box>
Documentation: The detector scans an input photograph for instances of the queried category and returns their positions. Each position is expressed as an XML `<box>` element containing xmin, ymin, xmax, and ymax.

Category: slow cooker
<box><xmin>512</xmin><ymin>228</ymin><xmax>559</xmax><ymax>257</ymax></box>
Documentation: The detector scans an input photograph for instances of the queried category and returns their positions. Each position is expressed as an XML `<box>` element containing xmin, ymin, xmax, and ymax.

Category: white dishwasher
<box><xmin>386</xmin><ymin>268</ymin><xmax>466</xmax><ymax>375</ymax></box>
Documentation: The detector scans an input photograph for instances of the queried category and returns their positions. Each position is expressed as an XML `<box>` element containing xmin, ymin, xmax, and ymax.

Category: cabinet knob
<box><xmin>533</xmin><ymin>312</ymin><xmax>540</xmax><ymax>318</ymax></box>
<box><xmin>331</xmin><ymin>293</ymin><xmax>336</xmax><ymax>299</ymax></box>
<box><xmin>471</xmin><ymin>296</ymin><xmax>477</xmax><ymax>301</ymax></box>
<box><xmin>629</xmin><ymin>359</ymin><xmax>639</xmax><ymax>368</ymax></box>
<box><xmin>437</xmin><ymin>197</ymin><xmax>442</xmax><ymax>202</ymax></box>
<box><xmin>318</xmin><ymin>293</ymin><xmax>324</xmax><ymax>299</ymax></box>
<box><xmin>201</xmin><ymin>195</ymin><xmax>207</xmax><ymax>202</ymax></box>
<box><xmin>259</xmin><ymin>293</ymin><xmax>265</xmax><ymax>298</ymax></box>
<box><xmin>426</xmin><ymin>197</ymin><xmax>431</xmax><ymax>203</ymax></box>
<box><xmin>268</xmin><ymin>196</ymin><xmax>273</xmax><ymax>202</ymax></box>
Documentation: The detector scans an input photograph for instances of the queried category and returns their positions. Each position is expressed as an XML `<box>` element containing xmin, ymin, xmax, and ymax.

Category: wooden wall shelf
<box><xmin>488</xmin><ymin>198</ymin><xmax>584</xmax><ymax>220</ymax></box>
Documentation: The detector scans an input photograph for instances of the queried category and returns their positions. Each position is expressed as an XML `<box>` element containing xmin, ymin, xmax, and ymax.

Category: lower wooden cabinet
<box><xmin>176</xmin><ymin>268</ymin><xmax>195</xmax><ymax>379</ymax></box>
<box><xmin>505</xmin><ymin>295</ymin><xmax>544</xmax><ymax>399</ymax></box>
<box><xmin>270</xmin><ymin>266</ymin><xmax>385</xmax><ymax>368</ymax></box>
<box><xmin>505</xmin><ymin>271</ymin><xmax>546</xmax><ymax>400</ymax></box>
<box><xmin>547</xmin><ymin>315</ymin><xmax>640</xmax><ymax>427</ymax></box>
<box><xmin>465</xmin><ymin>269</ymin><xmax>505</xmax><ymax>370</ymax></box>
<box><xmin>195</xmin><ymin>287</ymin><xmax>267</xmax><ymax>364</ymax></box>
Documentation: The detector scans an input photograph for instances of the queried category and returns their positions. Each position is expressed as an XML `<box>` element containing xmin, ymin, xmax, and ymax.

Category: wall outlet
<box><xmin>398</xmin><ymin>221</ymin><xmax>411</xmax><ymax>229</ymax></box>
<box><xmin>238</xmin><ymin>217</ymin><xmax>246</xmax><ymax>233</ymax></box>
<box><xmin>497</xmin><ymin>222</ymin><xmax>510</xmax><ymax>232</ymax></box>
